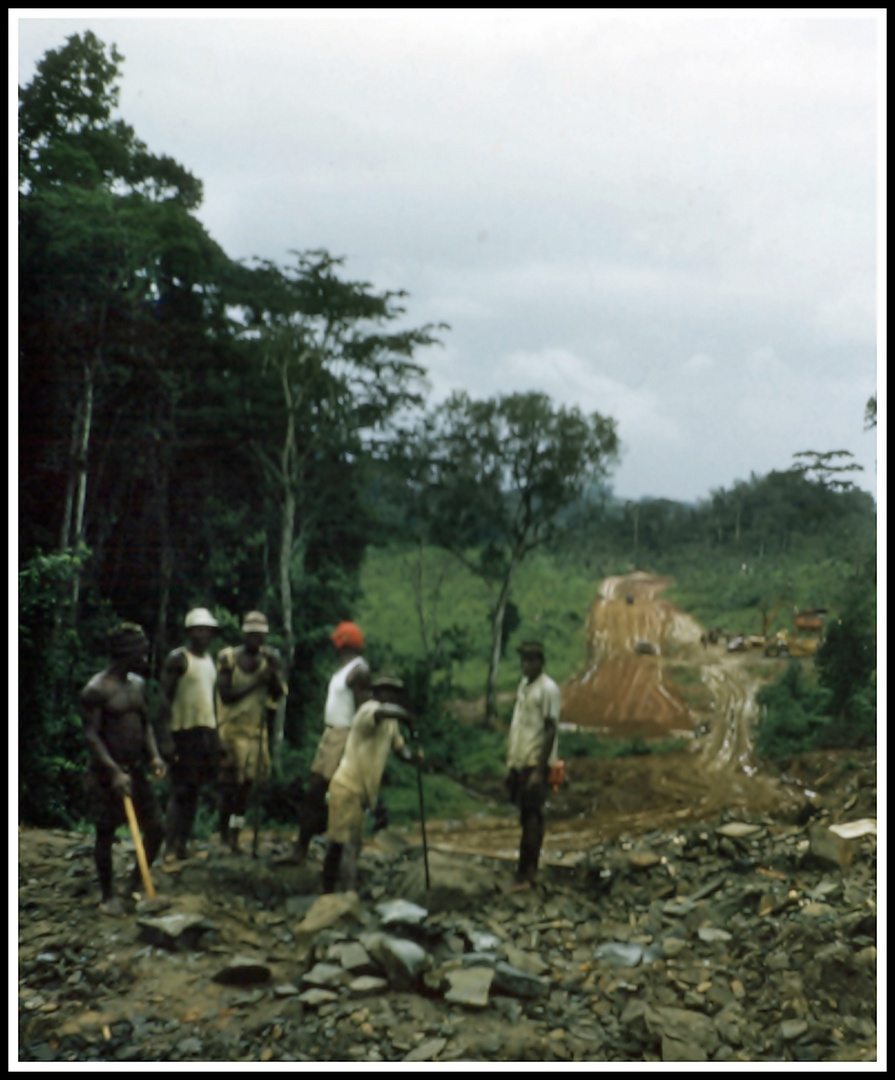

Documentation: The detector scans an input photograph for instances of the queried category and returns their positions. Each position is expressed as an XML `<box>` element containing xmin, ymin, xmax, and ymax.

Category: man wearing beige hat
<box><xmin>157</xmin><ymin>608</ymin><xmax>221</xmax><ymax>861</ymax></box>
<box><xmin>215</xmin><ymin>612</ymin><xmax>288</xmax><ymax>854</ymax></box>
<box><xmin>322</xmin><ymin>673</ymin><xmax>421</xmax><ymax>894</ymax></box>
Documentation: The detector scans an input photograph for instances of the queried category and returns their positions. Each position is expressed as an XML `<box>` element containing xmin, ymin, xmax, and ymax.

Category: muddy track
<box><xmin>426</xmin><ymin>573</ymin><xmax>807</xmax><ymax>862</ymax></box>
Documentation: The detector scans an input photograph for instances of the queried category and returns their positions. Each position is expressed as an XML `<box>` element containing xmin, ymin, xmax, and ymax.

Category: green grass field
<box><xmin>356</xmin><ymin>543</ymin><xmax>603</xmax><ymax>700</ymax></box>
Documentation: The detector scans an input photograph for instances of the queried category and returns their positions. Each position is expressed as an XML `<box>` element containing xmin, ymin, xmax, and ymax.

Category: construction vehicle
<box><xmin>764</xmin><ymin>630</ymin><xmax>820</xmax><ymax>659</ymax></box>
<box><xmin>793</xmin><ymin>607</ymin><xmax>828</xmax><ymax>633</ymax></box>
<box><xmin>764</xmin><ymin>606</ymin><xmax>827</xmax><ymax>658</ymax></box>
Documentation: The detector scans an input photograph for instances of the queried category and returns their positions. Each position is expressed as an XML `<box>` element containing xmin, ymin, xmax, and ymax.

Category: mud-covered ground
<box><xmin>16</xmin><ymin>575</ymin><xmax>878</xmax><ymax>1064</ymax></box>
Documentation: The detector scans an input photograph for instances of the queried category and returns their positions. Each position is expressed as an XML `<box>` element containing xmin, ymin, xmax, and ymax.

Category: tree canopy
<box><xmin>402</xmin><ymin>391</ymin><xmax>619</xmax><ymax>717</ymax></box>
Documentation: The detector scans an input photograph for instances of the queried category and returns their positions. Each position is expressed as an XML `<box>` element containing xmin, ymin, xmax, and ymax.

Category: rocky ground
<box><xmin>16</xmin><ymin>574</ymin><xmax>880</xmax><ymax>1064</ymax></box>
<box><xmin>17</xmin><ymin>747</ymin><xmax>877</xmax><ymax>1065</ymax></box>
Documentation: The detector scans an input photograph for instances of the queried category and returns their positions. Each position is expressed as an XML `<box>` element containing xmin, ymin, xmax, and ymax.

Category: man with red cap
<box><xmin>293</xmin><ymin>621</ymin><xmax>371</xmax><ymax>862</ymax></box>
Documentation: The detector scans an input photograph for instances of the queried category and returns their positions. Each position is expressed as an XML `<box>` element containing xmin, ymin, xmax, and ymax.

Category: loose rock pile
<box><xmin>18</xmin><ymin>795</ymin><xmax>877</xmax><ymax>1063</ymax></box>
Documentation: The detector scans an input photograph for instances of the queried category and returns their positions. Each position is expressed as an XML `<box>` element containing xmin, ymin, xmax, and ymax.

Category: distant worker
<box><xmin>79</xmin><ymin>623</ymin><xmax>166</xmax><ymax>915</ymax></box>
<box><xmin>158</xmin><ymin>608</ymin><xmax>221</xmax><ymax>861</ymax></box>
<box><xmin>504</xmin><ymin>640</ymin><xmax>561</xmax><ymax>891</ymax></box>
<box><xmin>215</xmin><ymin>612</ymin><xmax>287</xmax><ymax>854</ymax></box>
<box><xmin>293</xmin><ymin>621</ymin><xmax>371</xmax><ymax>863</ymax></box>
<box><xmin>322</xmin><ymin>674</ymin><xmax>421</xmax><ymax>894</ymax></box>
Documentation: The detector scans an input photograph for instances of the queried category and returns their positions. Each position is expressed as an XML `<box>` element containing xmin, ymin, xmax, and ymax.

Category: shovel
<box><xmin>122</xmin><ymin>794</ymin><xmax>156</xmax><ymax>899</ymax></box>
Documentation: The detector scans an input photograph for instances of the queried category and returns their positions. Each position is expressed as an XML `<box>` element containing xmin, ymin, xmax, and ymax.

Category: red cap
<box><xmin>331</xmin><ymin>621</ymin><xmax>364</xmax><ymax>651</ymax></box>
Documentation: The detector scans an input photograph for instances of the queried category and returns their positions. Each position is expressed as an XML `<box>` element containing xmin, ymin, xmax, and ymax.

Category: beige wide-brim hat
<box><xmin>242</xmin><ymin>611</ymin><xmax>270</xmax><ymax>634</ymax></box>
<box><xmin>185</xmin><ymin>607</ymin><xmax>219</xmax><ymax>629</ymax></box>
<box><xmin>371</xmin><ymin>672</ymin><xmax>404</xmax><ymax>691</ymax></box>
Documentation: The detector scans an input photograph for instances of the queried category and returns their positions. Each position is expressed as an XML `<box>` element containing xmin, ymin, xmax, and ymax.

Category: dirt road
<box><xmin>424</xmin><ymin>573</ymin><xmax>809</xmax><ymax>863</ymax></box>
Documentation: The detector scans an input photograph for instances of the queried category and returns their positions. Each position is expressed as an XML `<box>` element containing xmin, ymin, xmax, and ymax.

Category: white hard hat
<box><xmin>185</xmin><ymin>607</ymin><xmax>219</xmax><ymax>629</ymax></box>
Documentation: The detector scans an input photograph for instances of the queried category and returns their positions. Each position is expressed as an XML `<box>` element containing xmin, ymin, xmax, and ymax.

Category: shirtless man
<box><xmin>322</xmin><ymin>674</ymin><xmax>421</xmax><ymax>894</ymax></box>
<box><xmin>216</xmin><ymin>611</ymin><xmax>287</xmax><ymax>854</ymax></box>
<box><xmin>293</xmin><ymin>621</ymin><xmax>371</xmax><ymax>863</ymax></box>
<box><xmin>79</xmin><ymin>623</ymin><xmax>166</xmax><ymax>915</ymax></box>
<box><xmin>157</xmin><ymin>608</ymin><xmax>221</xmax><ymax>861</ymax></box>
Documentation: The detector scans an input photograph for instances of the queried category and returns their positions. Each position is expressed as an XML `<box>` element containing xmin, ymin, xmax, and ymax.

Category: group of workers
<box><xmin>79</xmin><ymin>609</ymin><xmax>561</xmax><ymax>915</ymax></box>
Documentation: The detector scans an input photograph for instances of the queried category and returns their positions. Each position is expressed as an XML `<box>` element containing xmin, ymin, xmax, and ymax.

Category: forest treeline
<box><xmin>19</xmin><ymin>33</ymin><xmax>877</xmax><ymax>826</ymax></box>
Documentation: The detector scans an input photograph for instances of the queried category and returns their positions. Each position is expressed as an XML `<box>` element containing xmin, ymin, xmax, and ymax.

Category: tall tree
<box><xmin>411</xmin><ymin>391</ymin><xmax>619</xmax><ymax>719</ymax></box>
<box><xmin>19</xmin><ymin>30</ymin><xmax>228</xmax><ymax>636</ymax></box>
<box><xmin>234</xmin><ymin>251</ymin><xmax>445</xmax><ymax>769</ymax></box>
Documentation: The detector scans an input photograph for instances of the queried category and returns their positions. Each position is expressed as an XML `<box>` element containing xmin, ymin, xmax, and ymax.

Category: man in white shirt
<box><xmin>322</xmin><ymin>673</ymin><xmax>421</xmax><ymax>894</ymax></box>
<box><xmin>293</xmin><ymin>621</ymin><xmax>371</xmax><ymax>863</ymax></box>
<box><xmin>505</xmin><ymin>640</ymin><xmax>560</xmax><ymax>890</ymax></box>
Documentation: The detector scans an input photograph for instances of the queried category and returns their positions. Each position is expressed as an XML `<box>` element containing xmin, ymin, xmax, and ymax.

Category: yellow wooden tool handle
<box><xmin>122</xmin><ymin>793</ymin><xmax>156</xmax><ymax>899</ymax></box>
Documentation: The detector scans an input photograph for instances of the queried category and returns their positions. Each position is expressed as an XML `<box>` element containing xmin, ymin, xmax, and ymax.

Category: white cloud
<box><xmin>682</xmin><ymin>353</ymin><xmax>715</xmax><ymax>375</ymax></box>
<box><xmin>502</xmin><ymin>348</ymin><xmax>684</xmax><ymax>448</ymax></box>
<box><xmin>15</xmin><ymin>12</ymin><xmax>879</xmax><ymax>506</ymax></box>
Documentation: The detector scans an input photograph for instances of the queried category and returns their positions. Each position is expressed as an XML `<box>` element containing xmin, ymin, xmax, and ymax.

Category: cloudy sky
<box><xmin>15</xmin><ymin>11</ymin><xmax>882</xmax><ymax>503</ymax></box>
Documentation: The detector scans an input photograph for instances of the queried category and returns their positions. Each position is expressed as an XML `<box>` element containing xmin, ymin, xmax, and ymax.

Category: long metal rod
<box><xmin>252</xmin><ymin>712</ymin><xmax>265</xmax><ymax>859</ymax></box>
<box><xmin>415</xmin><ymin>760</ymin><xmax>430</xmax><ymax>891</ymax></box>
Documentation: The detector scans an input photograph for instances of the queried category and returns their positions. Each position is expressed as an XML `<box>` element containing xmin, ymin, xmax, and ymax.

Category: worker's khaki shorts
<box><xmin>219</xmin><ymin>729</ymin><xmax>269</xmax><ymax>785</ymax></box>
<box><xmin>326</xmin><ymin>779</ymin><xmax>364</xmax><ymax>847</ymax></box>
<box><xmin>310</xmin><ymin>726</ymin><xmax>350</xmax><ymax>782</ymax></box>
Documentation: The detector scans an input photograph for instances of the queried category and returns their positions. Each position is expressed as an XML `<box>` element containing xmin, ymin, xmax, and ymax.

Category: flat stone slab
<box><xmin>295</xmin><ymin>892</ymin><xmax>361</xmax><ymax>937</ymax></box>
<box><xmin>136</xmin><ymin>912</ymin><xmax>211</xmax><ymax>950</ymax></box>
<box><xmin>697</xmin><ymin>927</ymin><xmax>733</xmax><ymax>943</ymax></box>
<box><xmin>780</xmin><ymin>1019</ymin><xmax>809</xmax><ymax>1040</ymax></box>
<box><xmin>375</xmin><ymin>899</ymin><xmax>428</xmax><ymax>926</ymax></box>
<box><xmin>629</xmin><ymin>851</ymin><xmax>662</xmax><ymax>869</ymax></box>
<box><xmin>594</xmin><ymin>942</ymin><xmax>643</xmax><ymax>967</ymax></box>
<box><xmin>502</xmin><ymin>944</ymin><xmax>548</xmax><ymax>976</ymax></box>
<box><xmin>828</xmin><ymin>819</ymin><xmax>876</xmax><ymax>839</ymax></box>
<box><xmin>809</xmin><ymin>826</ymin><xmax>857</xmax><ymax>869</ymax></box>
<box><xmin>403</xmin><ymin>1037</ymin><xmax>447</xmax><ymax>1062</ymax></box>
<box><xmin>467</xmin><ymin>929</ymin><xmax>501</xmax><ymax>952</ymax></box>
<box><xmin>491</xmin><ymin>961</ymin><xmax>548</xmax><ymax>999</ymax></box>
<box><xmin>297</xmin><ymin>988</ymin><xmax>339</xmax><ymax>1007</ymax></box>
<box><xmin>444</xmin><ymin>966</ymin><xmax>494</xmax><ymax>1007</ymax></box>
<box><xmin>348</xmin><ymin>975</ymin><xmax>388</xmax><ymax>995</ymax></box>
<box><xmin>329</xmin><ymin>941</ymin><xmax>372</xmax><ymax>971</ymax></box>
<box><xmin>663</xmin><ymin>897</ymin><xmax>698</xmax><ymax>916</ymax></box>
<box><xmin>716</xmin><ymin>823</ymin><xmax>763</xmax><ymax>838</ymax></box>
<box><xmin>369</xmin><ymin>935</ymin><xmax>430</xmax><ymax>989</ymax></box>
<box><xmin>302</xmin><ymin>962</ymin><xmax>349</xmax><ymax>988</ymax></box>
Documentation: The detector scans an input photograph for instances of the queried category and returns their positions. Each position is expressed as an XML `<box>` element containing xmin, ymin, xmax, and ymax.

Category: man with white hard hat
<box><xmin>158</xmin><ymin>608</ymin><xmax>221</xmax><ymax>861</ymax></box>
<box><xmin>215</xmin><ymin>611</ymin><xmax>287</xmax><ymax>854</ymax></box>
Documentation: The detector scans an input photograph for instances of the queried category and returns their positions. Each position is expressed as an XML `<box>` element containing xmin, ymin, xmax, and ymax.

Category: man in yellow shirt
<box><xmin>505</xmin><ymin>640</ymin><xmax>560</xmax><ymax>890</ymax></box>
<box><xmin>322</xmin><ymin>674</ymin><xmax>421</xmax><ymax>894</ymax></box>
<box><xmin>215</xmin><ymin>612</ymin><xmax>287</xmax><ymax>854</ymax></box>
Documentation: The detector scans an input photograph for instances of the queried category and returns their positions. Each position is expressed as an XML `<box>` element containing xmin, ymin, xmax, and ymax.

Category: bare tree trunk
<box><xmin>154</xmin><ymin>451</ymin><xmax>174</xmax><ymax>674</ymax></box>
<box><xmin>276</xmin><ymin>479</ymin><xmax>295</xmax><ymax>779</ymax></box>
<box><xmin>59</xmin><ymin>395</ymin><xmax>82</xmax><ymax>551</ymax></box>
<box><xmin>485</xmin><ymin>559</ymin><xmax>518</xmax><ymax>721</ymax></box>
<box><xmin>69</xmin><ymin>299</ymin><xmax>108</xmax><ymax>619</ymax></box>
<box><xmin>69</xmin><ymin>358</ymin><xmax>95</xmax><ymax>618</ymax></box>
